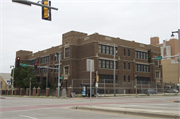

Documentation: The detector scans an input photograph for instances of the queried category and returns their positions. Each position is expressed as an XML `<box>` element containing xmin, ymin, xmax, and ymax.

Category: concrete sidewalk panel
<box><xmin>72</xmin><ymin>106</ymin><xmax>180</xmax><ymax>119</ymax></box>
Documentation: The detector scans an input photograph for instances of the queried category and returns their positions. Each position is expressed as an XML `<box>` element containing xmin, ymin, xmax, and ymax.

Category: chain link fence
<box><xmin>72</xmin><ymin>79</ymin><xmax>178</xmax><ymax>96</ymax></box>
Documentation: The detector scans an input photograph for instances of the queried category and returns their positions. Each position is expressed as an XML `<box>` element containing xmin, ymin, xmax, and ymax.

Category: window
<box><xmin>99</xmin><ymin>59</ymin><xmax>117</xmax><ymax>69</ymax></box>
<box><xmin>141</xmin><ymin>65</ymin><xmax>144</xmax><ymax>71</ymax></box>
<box><xmin>136</xmin><ymin>51</ymin><xmax>149</xmax><ymax>60</ymax></box>
<box><xmin>142</xmin><ymin>52</ymin><xmax>144</xmax><ymax>59</ymax></box>
<box><xmin>65</xmin><ymin>66</ymin><xmax>69</xmax><ymax>75</ymax></box>
<box><xmin>136</xmin><ymin>64</ymin><xmax>149</xmax><ymax>72</ymax></box>
<box><xmin>102</xmin><ymin>45</ymin><xmax>105</xmax><ymax>54</ymax></box>
<box><xmin>41</xmin><ymin>68</ymin><xmax>48</xmax><ymax>73</ymax></box>
<box><xmin>102</xmin><ymin>60</ymin><xmax>105</xmax><ymax>68</ymax></box>
<box><xmin>110</xmin><ymin>47</ymin><xmax>113</xmax><ymax>55</ymax></box>
<box><xmin>138</xmin><ymin>64</ymin><xmax>140</xmax><ymax>71</ymax></box>
<box><xmin>135</xmin><ymin>51</ymin><xmax>138</xmax><ymax>58</ymax></box>
<box><xmin>154</xmin><ymin>60</ymin><xmax>159</xmax><ymax>66</ymax></box>
<box><xmin>55</xmin><ymin>53</ymin><xmax>61</xmax><ymax>61</ymax></box>
<box><xmin>124</xmin><ymin>62</ymin><xmax>126</xmax><ymax>69</ymax></box>
<box><xmin>138</xmin><ymin>52</ymin><xmax>141</xmax><ymax>59</ymax></box>
<box><xmin>155</xmin><ymin>71</ymin><xmax>160</xmax><ymax>79</ymax></box>
<box><xmin>110</xmin><ymin>61</ymin><xmax>113</xmax><ymax>69</ymax></box>
<box><xmin>128</xmin><ymin>63</ymin><xmax>130</xmax><ymax>70</ymax></box>
<box><xmin>99</xmin><ymin>44</ymin><xmax>117</xmax><ymax>55</ymax></box>
<box><xmin>123</xmin><ymin>49</ymin><xmax>126</xmax><ymax>56</ymax></box>
<box><xmin>99</xmin><ymin>45</ymin><xmax>102</xmax><ymax>53</ymax></box>
<box><xmin>99</xmin><ymin>74</ymin><xmax>117</xmax><ymax>83</ymax></box>
<box><xmin>99</xmin><ymin>60</ymin><xmax>102</xmax><ymax>68</ymax></box>
<box><xmin>124</xmin><ymin>75</ymin><xmax>126</xmax><ymax>82</ymax></box>
<box><xmin>41</xmin><ymin>56</ymin><xmax>49</xmax><ymax>64</ymax></box>
<box><xmin>106</xmin><ymin>46</ymin><xmax>109</xmax><ymax>54</ymax></box>
<box><xmin>55</xmin><ymin>65</ymin><xmax>61</xmax><ymax>72</ymax></box>
<box><xmin>106</xmin><ymin>60</ymin><xmax>109</xmax><ymax>68</ymax></box>
<box><xmin>30</xmin><ymin>59</ymin><xmax>36</xmax><ymax>65</ymax></box>
<box><xmin>144</xmin><ymin>65</ymin><xmax>147</xmax><ymax>72</ymax></box>
<box><xmin>137</xmin><ymin>77</ymin><xmax>150</xmax><ymax>84</ymax></box>
<box><xmin>65</xmin><ymin>47</ymin><xmax>69</xmax><ymax>58</ymax></box>
<box><xmin>128</xmin><ymin>76</ymin><xmax>130</xmax><ymax>82</ymax></box>
<box><xmin>128</xmin><ymin>50</ymin><xmax>130</xmax><ymax>56</ymax></box>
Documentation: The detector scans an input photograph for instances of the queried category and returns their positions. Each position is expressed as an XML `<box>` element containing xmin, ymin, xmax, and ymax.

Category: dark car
<box><xmin>144</xmin><ymin>89</ymin><xmax>158</xmax><ymax>94</ymax></box>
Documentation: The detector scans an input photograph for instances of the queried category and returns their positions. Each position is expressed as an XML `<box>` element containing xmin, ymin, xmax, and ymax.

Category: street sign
<box><xmin>58</xmin><ymin>83</ymin><xmax>61</xmax><ymax>86</ymax></box>
<box><xmin>12</xmin><ymin>87</ymin><xmax>14</xmax><ymax>90</ymax></box>
<box><xmin>21</xmin><ymin>64</ymin><xmax>28</xmax><ymax>67</ymax></box>
<box><xmin>96</xmin><ymin>82</ymin><xmax>98</xmax><ymax>88</ymax></box>
<box><xmin>60</xmin><ymin>77</ymin><xmax>63</xmax><ymax>79</ymax></box>
<box><xmin>155</xmin><ymin>56</ymin><xmax>162</xmax><ymax>60</ymax></box>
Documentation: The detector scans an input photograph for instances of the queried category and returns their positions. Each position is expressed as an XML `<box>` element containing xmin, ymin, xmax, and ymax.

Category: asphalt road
<box><xmin>0</xmin><ymin>95</ymin><xmax>179</xmax><ymax>119</ymax></box>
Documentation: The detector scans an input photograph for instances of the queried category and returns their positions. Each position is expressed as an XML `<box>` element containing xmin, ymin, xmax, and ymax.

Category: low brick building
<box><xmin>16</xmin><ymin>31</ymin><xmax>162</xmax><ymax>94</ymax></box>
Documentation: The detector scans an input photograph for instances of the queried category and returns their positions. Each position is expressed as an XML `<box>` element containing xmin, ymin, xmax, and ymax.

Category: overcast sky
<box><xmin>0</xmin><ymin>0</ymin><xmax>179</xmax><ymax>73</ymax></box>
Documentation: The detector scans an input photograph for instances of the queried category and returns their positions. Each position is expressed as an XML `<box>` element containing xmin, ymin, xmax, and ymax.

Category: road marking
<box><xmin>19</xmin><ymin>114</ymin><xmax>38</xmax><ymax>119</ymax></box>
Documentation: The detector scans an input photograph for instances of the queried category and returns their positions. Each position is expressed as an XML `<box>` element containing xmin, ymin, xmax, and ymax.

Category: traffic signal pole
<box><xmin>12</xmin><ymin>0</ymin><xmax>58</xmax><ymax>10</ymax></box>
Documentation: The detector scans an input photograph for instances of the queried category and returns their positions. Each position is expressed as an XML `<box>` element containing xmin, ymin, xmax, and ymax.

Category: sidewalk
<box><xmin>72</xmin><ymin>105</ymin><xmax>180</xmax><ymax>119</ymax></box>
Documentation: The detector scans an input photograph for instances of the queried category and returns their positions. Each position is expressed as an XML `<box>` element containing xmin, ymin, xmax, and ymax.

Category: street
<box><xmin>0</xmin><ymin>95</ymin><xmax>180</xmax><ymax>119</ymax></box>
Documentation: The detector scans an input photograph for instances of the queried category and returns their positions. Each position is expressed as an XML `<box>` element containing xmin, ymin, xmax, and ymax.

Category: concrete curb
<box><xmin>72</xmin><ymin>106</ymin><xmax>180</xmax><ymax>119</ymax></box>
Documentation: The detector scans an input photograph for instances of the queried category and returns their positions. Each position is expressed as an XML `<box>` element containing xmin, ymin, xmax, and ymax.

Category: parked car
<box><xmin>144</xmin><ymin>89</ymin><xmax>158</xmax><ymax>94</ymax></box>
<box><xmin>167</xmin><ymin>89</ymin><xmax>179</xmax><ymax>93</ymax></box>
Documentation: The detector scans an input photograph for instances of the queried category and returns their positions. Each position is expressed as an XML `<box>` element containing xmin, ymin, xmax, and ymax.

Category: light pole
<box><xmin>113</xmin><ymin>43</ymin><xmax>116</xmax><ymax>96</ymax></box>
<box><xmin>171</xmin><ymin>29</ymin><xmax>180</xmax><ymax>92</ymax></box>
<box><xmin>55</xmin><ymin>52</ymin><xmax>61</xmax><ymax>98</ymax></box>
<box><xmin>29</xmin><ymin>77</ymin><xmax>31</xmax><ymax>96</ymax></box>
<box><xmin>10</xmin><ymin>65</ymin><xmax>15</xmax><ymax>95</ymax></box>
<box><xmin>135</xmin><ymin>74</ymin><xmax>137</xmax><ymax>97</ymax></box>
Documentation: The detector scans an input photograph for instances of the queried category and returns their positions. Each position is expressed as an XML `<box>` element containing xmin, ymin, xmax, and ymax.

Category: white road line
<box><xmin>19</xmin><ymin>114</ymin><xmax>38</xmax><ymax>119</ymax></box>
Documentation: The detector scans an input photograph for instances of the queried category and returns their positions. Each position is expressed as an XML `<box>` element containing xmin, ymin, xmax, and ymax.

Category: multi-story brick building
<box><xmin>16</xmin><ymin>31</ymin><xmax>162</xmax><ymax>94</ymax></box>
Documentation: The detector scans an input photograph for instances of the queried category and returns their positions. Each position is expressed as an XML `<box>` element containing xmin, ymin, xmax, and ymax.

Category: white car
<box><xmin>167</xmin><ymin>89</ymin><xmax>179</xmax><ymax>93</ymax></box>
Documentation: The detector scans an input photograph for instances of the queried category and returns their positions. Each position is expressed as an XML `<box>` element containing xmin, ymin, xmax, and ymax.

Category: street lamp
<box><xmin>171</xmin><ymin>29</ymin><xmax>180</xmax><ymax>92</ymax></box>
<box><xmin>55</xmin><ymin>52</ymin><xmax>61</xmax><ymax>98</ymax></box>
<box><xmin>10</xmin><ymin>65</ymin><xmax>15</xmax><ymax>95</ymax></box>
<box><xmin>113</xmin><ymin>43</ymin><xmax>118</xmax><ymax>96</ymax></box>
<box><xmin>29</xmin><ymin>77</ymin><xmax>31</xmax><ymax>96</ymax></box>
<box><xmin>135</xmin><ymin>74</ymin><xmax>137</xmax><ymax>97</ymax></box>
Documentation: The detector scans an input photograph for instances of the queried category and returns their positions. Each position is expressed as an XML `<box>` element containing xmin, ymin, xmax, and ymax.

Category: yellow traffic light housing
<box><xmin>97</xmin><ymin>75</ymin><xmax>99</xmax><ymax>82</ymax></box>
<box><xmin>42</xmin><ymin>0</ymin><xmax>51</xmax><ymax>21</ymax></box>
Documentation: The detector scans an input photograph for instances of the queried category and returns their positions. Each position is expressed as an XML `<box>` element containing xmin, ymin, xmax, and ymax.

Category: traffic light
<box><xmin>34</xmin><ymin>62</ymin><xmax>38</xmax><ymax>70</ymax></box>
<box><xmin>148</xmin><ymin>49</ymin><xmax>151</xmax><ymax>63</ymax></box>
<box><xmin>16</xmin><ymin>57</ymin><xmax>20</xmax><ymax>67</ymax></box>
<box><xmin>97</xmin><ymin>75</ymin><xmax>99</xmax><ymax>82</ymax></box>
<box><xmin>42</xmin><ymin>0</ymin><xmax>51</xmax><ymax>21</ymax></box>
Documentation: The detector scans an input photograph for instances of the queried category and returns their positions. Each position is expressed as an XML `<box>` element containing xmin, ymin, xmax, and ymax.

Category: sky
<box><xmin>0</xmin><ymin>0</ymin><xmax>179</xmax><ymax>73</ymax></box>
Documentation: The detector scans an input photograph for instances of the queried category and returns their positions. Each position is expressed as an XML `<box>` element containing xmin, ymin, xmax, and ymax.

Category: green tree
<box><xmin>41</xmin><ymin>80</ymin><xmax>52</xmax><ymax>90</ymax></box>
<box><xmin>11</xmin><ymin>66</ymin><xmax>39</xmax><ymax>89</ymax></box>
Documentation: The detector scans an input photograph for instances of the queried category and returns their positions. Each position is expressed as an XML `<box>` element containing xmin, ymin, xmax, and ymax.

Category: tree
<box><xmin>11</xmin><ymin>66</ymin><xmax>39</xmax><ymax>89</ymax></box>
<box><xmin>41</xmin><ymin>80</ymin><xmax>51</xmax><ymax>89</ymax></box>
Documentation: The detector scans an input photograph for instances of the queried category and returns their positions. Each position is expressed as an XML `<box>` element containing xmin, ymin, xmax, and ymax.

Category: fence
<box><xmin>72</xmin><ymin>79</ymin><xmax>178</xmax><ymax>95</ymax></box>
